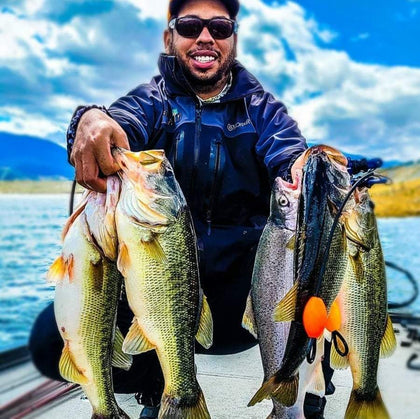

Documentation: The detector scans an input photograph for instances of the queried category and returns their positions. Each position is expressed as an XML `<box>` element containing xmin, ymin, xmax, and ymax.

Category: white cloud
<box><xmin>119</xmin><ymin>0</ymin><xmax>167</xmax><ymax>20</ymax></box>
<box><xmin>0</xmin><ymin>107</ymin><xmax>65</xmax><ymax>140</ymax></box>
<box><xmin>1</xmin><ymin>0</ymin><xmax>420</xmax><ymax>162</ymax></box>
<box><xmin>238</xmin><ymin>0</ymin><xmax>420</xmax><ymax>162</ymax></box>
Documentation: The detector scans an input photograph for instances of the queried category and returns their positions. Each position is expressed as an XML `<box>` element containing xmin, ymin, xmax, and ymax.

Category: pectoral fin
<box><xmin>47</xmin><ymin>255</ymin><xmax>67</xmax><ymax>283</ymax></box>
<box><xmin>330</xmin><ymin>335</ymin><xmax>350</xmax><ymax>370</ymax></box>
<box><xmin>273</xmin><ymin>282</ymin><xmax>298</xmax><ymax>322</ymax></box>
<box><xmin>117</xmin><ymin>242</ymin><xmax>130</xmax><ymax>277</ymax></box>
<box><xmin>112</xmin><ymin>327</ymin><xmax>133</xmax><ymax>370</ymax></box>
<box><xmin>142</xmin><ymin>235</ymin><xmax>167</xmax><ymax>264</ymax></box>
<box><xmin>380</xmin><ymin>315</ymin><xmax>397</xmax><ymax>358</ymax></box>
<box><xmin>241</xmin><ymin>293</ymin><xmax>258</xmax><ymax>339</ymax></box>
<box><xmin>59</xmin><ymin>342</ymin><xmax>88</xmax><ymax>385</ymax></box>
<box><xmin>286</xmin><ymin>234</ymin><xmax>296</xmax><ymax>250</ymax></box>
<box><xmin>122</xmin><ymin>318</ymin><xmax>155</xmax><ymax>355</ymax></box>
<box><xmin>47</xmin><ymin>254</ymin><xmax>74</xmax><ymax>283</ymax></box>
<box><xmin>195</xmin><ymin>294</ymin><xmax>213</xmax><ymax>349</ymax></box>
<box><xmin>306</xmin><ymin>359</ymin><xmax>325</xmax><ymax>397</ymax></box>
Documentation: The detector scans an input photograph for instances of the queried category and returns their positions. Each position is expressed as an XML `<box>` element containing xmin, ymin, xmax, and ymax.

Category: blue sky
<box><xmin>1</xmin><ymin>0</ymin><xmax>420</xmax><ymax>162</ymax></box>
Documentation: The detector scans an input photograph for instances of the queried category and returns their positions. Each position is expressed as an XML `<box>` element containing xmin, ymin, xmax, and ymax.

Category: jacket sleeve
<box><xmin>107</xmin><ymin>81</ymin><xmax>164</xmax><ymax>151</ymax></box>
<box><xmin>248</xmin><ymin>92</ymin><xmax>307</xmax><ymax>181</ymax></box>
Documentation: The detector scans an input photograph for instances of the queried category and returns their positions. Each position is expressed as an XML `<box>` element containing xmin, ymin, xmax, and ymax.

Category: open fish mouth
<box><xmin>112</xmin><ymin>148</ymin><xmax>182</xmax><ymax>228</ymax></box>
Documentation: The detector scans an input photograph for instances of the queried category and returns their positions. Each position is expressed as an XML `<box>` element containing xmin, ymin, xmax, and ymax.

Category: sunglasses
<box><xmin>168</xmin><ymin>16</ymin><xmax>238</xmax><ymax>40</ymax></box>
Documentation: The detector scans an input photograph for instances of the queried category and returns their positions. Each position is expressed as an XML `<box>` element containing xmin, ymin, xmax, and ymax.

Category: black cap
<box><xmin>168</xmin><ymin>0</ymin><xmax>240</xmax><ymax>21</ymax></box>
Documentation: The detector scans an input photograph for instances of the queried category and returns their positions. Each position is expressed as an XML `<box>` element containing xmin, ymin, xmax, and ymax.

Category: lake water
<box><xmin>0</xmin><ymin>194</ymin><xmax>419</xmax><ymax>353</ymax></box>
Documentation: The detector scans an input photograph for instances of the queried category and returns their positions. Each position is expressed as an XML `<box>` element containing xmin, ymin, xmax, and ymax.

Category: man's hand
<box><xmin>70</xmin><ymin>109</ymin><xmax>129</xmax><ymax>192</ymax></box>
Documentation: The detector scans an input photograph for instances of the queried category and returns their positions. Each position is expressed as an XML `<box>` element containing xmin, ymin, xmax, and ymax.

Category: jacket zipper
<box><xmin>190</xmin><ymin>103</ymin><xmax>202</xmax><ymax>207</ymax></box>
<box><xmin>206</xmin><ymin>138</ymin><xmax>222</xmax><ymax>235</ymax></box>
<box><xmin>173</xmin><ymin>130</ymin><xmax>184</xmax><ymax>170</ymax></box>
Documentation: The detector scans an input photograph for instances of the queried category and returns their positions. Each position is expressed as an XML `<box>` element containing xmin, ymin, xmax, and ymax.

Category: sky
<box><xmin>1</xmin><ymin>0</ymin><xmax>420</xmax><ymax>162</ymax></box>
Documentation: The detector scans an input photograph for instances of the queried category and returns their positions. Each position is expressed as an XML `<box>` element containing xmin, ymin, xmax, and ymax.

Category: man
<box><xmin>30</xmin><ymin>1</ymin><xmax>330</xmax><ymax>418</ymax></box>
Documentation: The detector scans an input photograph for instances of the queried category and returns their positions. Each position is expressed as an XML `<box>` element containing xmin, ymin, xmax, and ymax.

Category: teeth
<box><xmin>194</xmin><ymin>56</ymin><xmax>215</xmax><ymax>63</ymax></box>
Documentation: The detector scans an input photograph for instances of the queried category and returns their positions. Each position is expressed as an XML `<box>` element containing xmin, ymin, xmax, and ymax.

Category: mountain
<box><xmin>0</xmin><ymin>132</ymin><xmax>74</xmax><ymax>180</ymax></box>
<box><xmin>371</xmin><ymin>161</ymin><xmax>420</xmax><ymax>217</ymax></box>
<box><xmin>1</xmin><ymin>133</ymin><xmax>417</xmax><ymax>181</ymax></box>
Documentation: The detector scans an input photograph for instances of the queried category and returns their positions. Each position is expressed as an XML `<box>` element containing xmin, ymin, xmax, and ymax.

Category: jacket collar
<box><xmin>158</xmin><ymin>53</ymin><xmax>264</xmax><ymax>102</ymax></box>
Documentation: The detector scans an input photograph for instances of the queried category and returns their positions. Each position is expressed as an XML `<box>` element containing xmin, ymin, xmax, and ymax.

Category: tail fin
<box><xmin>345</xmin><ymin>388</ymin><xmax>390</xmax><ymax>419</ymax></box>
<box><xmin>248</xmin><ymin>374</ymin><xmax>299</xmax><ymax>407</ymax></box>
<box><xmin>91</xmin><ymin>407</ymin><xmax>130</xmax><ymax>419</ymax></box>
<box><xmin>159</xmin><ymin>389</ymin><xmax>210</xmax><ymax>419</ymax></box>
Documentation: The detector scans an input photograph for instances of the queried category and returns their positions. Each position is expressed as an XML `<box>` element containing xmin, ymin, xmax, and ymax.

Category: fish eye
<box><xmin>278</xmin><ymin>195</ymin><xmax>289</xmax><ymax>207</ymax></box>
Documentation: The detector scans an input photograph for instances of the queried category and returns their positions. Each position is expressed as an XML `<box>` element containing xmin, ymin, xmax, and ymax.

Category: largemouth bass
<box><xmin>332</xmin><ymin>187</ymin><xmax>396</xmax><ymax>418</ymax></box>
<box><xmin>48</xmin><ymin>176</ymin><xmax>132</xmax><ymax>419</ymax></box>
<box><xmin>249</xmin><ymin>145</ymin><xmax>350</xmax><ymax>407</ymax></box>
<box><xmin>113</xmin><ymin>148</ymin><xmax>213</xmax><ymax>419</ymax></box>
<box><xmin>242</xmin><ymin>176</ymin><xmax>301</xmax><ymax>418</ymax></box>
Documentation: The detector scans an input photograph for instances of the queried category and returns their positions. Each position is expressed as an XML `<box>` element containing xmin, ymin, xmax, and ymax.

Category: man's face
<box><xmin>164</xmin><ymin>0</ymin><xmax>237</xmax><ymax>95</ymax></box>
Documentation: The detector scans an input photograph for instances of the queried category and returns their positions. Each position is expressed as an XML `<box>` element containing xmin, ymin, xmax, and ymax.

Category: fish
<box><xmin>113</xmin><ymin>148</ymin><xmax>213</xmax><ymax>419</ymax></box>
<box><xmin>248</xmin><ymin>145</ymin><xmax>351</xmax><ymax>407</ymax></box>
<box><xmin>331</xmin><ymin>187</ymin><xmax>396</xmax><ymax>419</ymax></box>
<box><xmin>48</xmin><ymin>176</ymin><xmax>132</xmax><ymax>419</ymax></box>
<box><xmin>242</xmin><ymin>175</ymin><xmax>301</xmax><ymax>418</ymax></box>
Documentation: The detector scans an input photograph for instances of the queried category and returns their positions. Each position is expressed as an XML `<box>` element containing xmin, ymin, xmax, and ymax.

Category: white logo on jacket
<box><xmin>227</xmin><ymin>118</ymin><xmax>251</xmax><ymax>132</ymax></box>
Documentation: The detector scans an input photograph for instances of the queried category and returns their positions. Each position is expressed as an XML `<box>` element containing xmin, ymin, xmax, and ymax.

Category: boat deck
<box><xmin>1</xmin><ymin>322</ymin><xmax>419</xmax><ymax>418</ymax></box>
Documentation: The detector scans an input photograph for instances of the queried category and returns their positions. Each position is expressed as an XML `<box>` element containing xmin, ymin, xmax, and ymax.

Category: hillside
<box><xmin>0</xmin><ymin>132</ymin><xmax>73</xmax><ymax>180</ymax></box>
<box><xmin>370</xmin><ymin>162</ymin><xmax>420</xmax><ymax>217</ymax></box>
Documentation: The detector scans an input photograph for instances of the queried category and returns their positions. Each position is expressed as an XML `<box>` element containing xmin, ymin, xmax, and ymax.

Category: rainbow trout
<box><xmin>48</xmin><ymin>176</ymin><xmax>132</xmax><ymax>419</ymax></box>
<box><xmin>249</xmin><ymin>145</ymin><xmax>351</xmax><ymax>407</ymax></box>
<box><xmin>332</xmin><ymin>187</ymin><xmax>396</xmax><ymax>418</ymax></box>
<box><xmin>242</xmin><ymin>176</ymin><xmax>301</xmax><ymax>418</ymax></box>
<box><xmin>113</xmin><ymin>148</ymin><xmax>213</xmax><ymax>419</ymax></box>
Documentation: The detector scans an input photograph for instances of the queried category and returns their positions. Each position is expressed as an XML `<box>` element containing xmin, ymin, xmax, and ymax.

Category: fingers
<box><xmin>70</xmin><ymin>109</ymin><xmax>128</xmax><ymax>192</ymax></box>
<box><xmin>291</xmin><ymin>152</ymin><xmax>306</xmax><ymax>182</ymax></box>
<box><xmin>95</xmin><ymin>121</ymin><xmax>129</xmax><ymax>176</ymax></box>
<box><xmin>74</xmin><ymin>149</ymin><xmax>107</xmax><ymax>193</ymax></box>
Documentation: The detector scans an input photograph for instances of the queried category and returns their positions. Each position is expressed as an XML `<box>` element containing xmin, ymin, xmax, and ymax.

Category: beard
<box><xmin>168</xmin><ymin>40</ymin><xmax>236</xmax><ymax>95</ymax></box>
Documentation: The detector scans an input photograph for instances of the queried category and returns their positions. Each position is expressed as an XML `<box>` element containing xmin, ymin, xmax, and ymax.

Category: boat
<box><xmin>1</xmin><ymin>314</ymin><xmax>419</xmax><ymax>419</ymax></box>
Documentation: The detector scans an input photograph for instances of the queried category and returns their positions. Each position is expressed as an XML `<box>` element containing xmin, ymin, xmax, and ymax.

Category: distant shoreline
<box><xmin>0</xmin><ymin>180</ymin><xmax>83</xmax><ymax>194</ymax></box>
<box><xmin>0</xmin><ymin>180</ymin><xmax>418</xmax><ymax>218</ymax></box>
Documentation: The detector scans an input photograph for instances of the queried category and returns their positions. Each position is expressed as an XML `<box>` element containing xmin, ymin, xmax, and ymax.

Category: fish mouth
<box><xmin>112</xmin><ymin>148</ymin><xmax>181</xmax><ymax>227</ymax></box>
<box><xmin>300</xmin><ymin>145</ymin><xmax>348</xmax><ymax>169</ymax></box>
<box><xmin>112</xmin><ymin>147</ymin><xmax>165</xmax><ymax>173</ymax></box>
<box><xmin>295</xmin><ymin>148</ymin><xmax>350</xmax><ymax>284</ymax></box>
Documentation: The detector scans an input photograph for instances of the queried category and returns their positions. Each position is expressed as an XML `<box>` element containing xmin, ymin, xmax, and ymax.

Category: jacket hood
<box><xmin>158</xmin><ymin>53</ymin><xmax>264</xmax><ymax>102</ymax></box>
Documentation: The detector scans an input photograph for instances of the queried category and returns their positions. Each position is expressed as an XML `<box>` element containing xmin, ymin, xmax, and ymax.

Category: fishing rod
<box><xmin>69</xmin><ymin>178</ymin><xmax>77</xmax><ymax>216</ymax></box>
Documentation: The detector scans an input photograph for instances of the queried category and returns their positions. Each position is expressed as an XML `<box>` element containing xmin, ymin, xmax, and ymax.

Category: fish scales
<box><xmin>244</xmin><ymin>177</ymin><xmax>300</xmax><ymax>418</ymax></box>
<box><xmin>120</xmin><ymin>209</ymin><xmax>199</xmax><ymax>391</ymax></box>
<box><xmin>114</xmin><ymin>148</ymin><xmax>212</xmax><ymax>419</ymax></box>
<box><xmin>51</xmin><ymin>176</ymin><xmax>130</xmax><ymax>418</ymax></box>
<box><xmin>249</xmin><ymin>145</ymin><xmax>351</xmax><ymax>408</ymax></box>
<box><xmin>334</xmin><ymin>188</ymin><xmax>395</xmax><ymax>418</ymax></box>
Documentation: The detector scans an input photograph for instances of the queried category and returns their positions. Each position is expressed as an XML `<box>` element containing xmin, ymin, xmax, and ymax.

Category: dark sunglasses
<box><xmin>168</xmin><ymin>16</ymin><xmax>238</xmax><ymax>40</ymax></box>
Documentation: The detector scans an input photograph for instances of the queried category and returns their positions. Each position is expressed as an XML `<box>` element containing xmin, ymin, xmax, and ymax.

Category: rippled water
<box><xmin>0</xmin><ymin>195</ymin><xmax>70</xmax><ymax>352</ymax></box>
<box><xmin>0</xmin><ymin>194</ymin><xmax>419</xmax><ymax>352</ymax></box>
